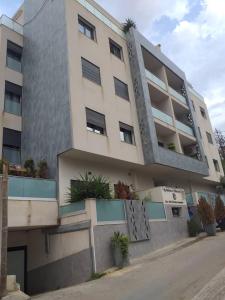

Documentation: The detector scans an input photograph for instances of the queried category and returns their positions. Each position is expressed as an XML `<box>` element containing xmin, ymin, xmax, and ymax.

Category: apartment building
<box><xmin>0</xmin><ymin>0</ymin><xmax>224</xmax><ymax>295</ymax></box>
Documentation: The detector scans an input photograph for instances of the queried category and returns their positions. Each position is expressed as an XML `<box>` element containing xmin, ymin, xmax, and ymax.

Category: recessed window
<box><xmin>114</xmin><ymin>77</ymin><xmax>129</xmax><ymax>101</ymax></box>
<box><xmin>81</xmin><ymin>58</ymin><xmax>101</xmax><ymax>85</ymax></box>
<box><xmin>78</xmin><ymin>16</ymin><xmax>96</xmax><ymax>40</ymax></box>
<box><xmin>172</xmin><ymin>207</ymin><xmax>182</xmax><ymax>217</ymax></box>
<box><xmin>206</xmin><ymin>132</ymin><xmax>213</xmax><ymax>144</ymax></box>
<box><xmin>2</xmin><ymin>128</ymin><xmax>21</xmax><ymax>165</ymax></box>
<box><xmin>192</xmin><ymin>100</ymin><xmax>196</xmax><ymax>112</ymax></box>
<box><xmin>6</xmin><ymin>40</ymin><xmax>22</xmax><ymax>73</ymax></box>
<box><xmin>213</xmin><ymin>159</ymin><xmax>220</xmax><ymax>172</ymax></box>
<box><xmin>86</xmin><ymin>108</ymin><xmax>106</xmax><ymax>135</ymax></box>
<box><xmin>4</xmin><ymin>81</ymin><xmax>22</xmax><ymax>116</ymax></box>
<box><xmin>205</xmin><ymin>156</ymin><xmax>209</xmax><ymax>168</ymax></box>
<box><xmin>119</xmin><ymin>122</ymin><xmax>134</xmax><ymax>144</ymax></box>
<box><xmin>198</xmin><ymin>127</ymin><xmax>202</xmax><ymax>138</ymax></box>
<box><xmin>109</xmin><ymin>39</ymin><xmax>123</xmax><ymax>60</ymax></box>
<box><xmin>200</xmin><ymin>107</ymin><xmax>207</xmax><ymax>119</ymax></box>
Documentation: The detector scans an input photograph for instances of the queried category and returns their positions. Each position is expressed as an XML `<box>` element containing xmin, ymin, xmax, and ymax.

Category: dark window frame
<box><xmin>206</xmin><ymin>131</ymin><xmax>213</xmax><ymax>144</ymax></box>
<box><xmin>119</xmin><ymin>122</ymin><xmax>134</xmax><ymax>145</ymax></box>
<box><xmin>114</xmin><ymin>77</ymin><xmax>129</xmax><ymax>101</ymax></box>
<box><xmin>6</xmin><ymin>40</ymin><xmax>22</xmax><ymax>73</ymax></box>
<box><xmin>86</xmin><ymin>108</ymin><xmax>106</xmax><ymax>136</ymax></box>
<box><xmin>109</xmin><ymin>38</ymin><xmax>123</xmax><ymax>60</ymax></box>
<box><xmin>81</xmin><ymin>57</ymin><xmax>101</xmax><ymax>85</ymax></box>
<box><xmin>172</xmin><ymin>207</ymin><xmax>182</xmax><ymax>217</ymax></box>
<box><xmin>78</xmin><ymin>15</ymin><xmax>96</xmax><ymax>41</ymax></box>
<box><xmin>213</xmin><ymin>159</ymin><xmax>220</xmax><ymax>172</ymax></box>
<box><xmin>4</xmin><ymin>81</ymin><xmax>22</xmax><ymax>116</ymax></box>
<box><xmin>200</xmin><ymin>106</ymin><xmax>207</xmax><ymax>119</ymax></box>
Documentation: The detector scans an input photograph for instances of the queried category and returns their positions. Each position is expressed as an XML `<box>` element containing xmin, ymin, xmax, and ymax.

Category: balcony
<box><xmin>0</xmin><ymin>15</ymin><xmax>23</xmax><ymax>35</ymax></box>
<box><xmin>169</xmin><ymin>87</ymin><xmax>187</xmax><ymax>105</ymax></box>
<box><xmin>6</xmin><ymin>176</ymin><xmax>58</xmax><ymax>228</ymax></box>
<box><xmin>152</xmin><ymin>107</ymin><xmax>173</xmax><ymax>126</ymax></box>
<box><xmin>175</xmin><ymin>120</ymin><xmax>194</xmax><ymax>136</ymax></box>
<box><xmin>145</xmin><ymin>69</ymin><xmax>167</xmax><ymax>91</ymax></box>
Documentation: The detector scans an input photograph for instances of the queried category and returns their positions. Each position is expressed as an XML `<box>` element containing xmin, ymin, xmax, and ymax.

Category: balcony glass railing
<box><xmin>2</xmin><ymin>147</ymin><xmax>21</xmax><ymax>165</ymax></box>
<box><xmin>168</xmin><ymin>87</ymin><xmax>187</xmax><ymax>105</ymax></box>
<box><xmin>145</xmin><ymin>69</ymin><xmax>167</xmax><ymax>91</ymax></box>
<box><xmin>176</xmin><ymin>120</ymin><xmax>194</xmax><ymax>136</ymax></box>
<box><xmin>4</xmin><ymin>95</ymin><xmax>21</xmax><ymax>116</ymax></box>
<box><xmin>8</xmin><ymin>176</ymin><xmax>56</xmax><ymax>199</ymax></box>
<box><xmin>152</xmin><ymin>107</ymin><xmax>173</xmax><ymax>126</ymax></box>
<box><xmin>0</xmin><ymin>15</ymin><xmax>23</xmax><ymax>35</ymax></box>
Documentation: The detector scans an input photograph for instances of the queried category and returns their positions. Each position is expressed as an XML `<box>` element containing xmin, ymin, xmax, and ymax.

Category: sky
<box><xmin>1</xmin><ymin>0</ymin><xmax>225</xmax><ymax>131</ymax></box>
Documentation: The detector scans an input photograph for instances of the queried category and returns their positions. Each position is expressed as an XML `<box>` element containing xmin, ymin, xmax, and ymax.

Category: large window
<box><xmin>6</xmin><ymin>40</ymin><xmax>22</xmax><ymax>73</ymax></box>
<box><xmin>200</xmin><ymin>107</ymin><xmax>207</xmax><ymax>119</ymax></box>
<box><xmin>2</xmin><ymin>128</ymin><xmax>21</xmax><ymax>165</ymax></box>
<box><xmin>213</xmin><ymin>159</ymin><xmax>220</xmax><ymax>172</ymax></box>
<box><xmin>109</xmin><ymin>39</ymin><xmax>123</xmax><ymax>60</ymax></box>
<box><xmin>86</xmin><ymin>108</ymin><xmax>106</xmax><ymax>135</ymax></box>
<box><xmin>114</xmin><ymin>77</ymin><xmax>129</xmax><ymax>101</ymax></box>
<box><xmin>4</xmin><ymin>81</ymin><xmax>22</xmax><ymax>116</ymax></box>
<box><xmin>119</xmin><ymin>122</ymin><xmax>134</xmax><ymax>144</ymax></box>
<box><xmin>78</xmin><ymin>16</ymin><xmax>96</xmax><ymax>41</ymax></box>
<box><xmin>82</xmin><ymin>58</ymin><xmax>101</xmax><ymax>85</ymax></box>
<box><xmin>206</xmin><ymin>132</ymin><xmax>213</xmax><ymax>144</ymax></box>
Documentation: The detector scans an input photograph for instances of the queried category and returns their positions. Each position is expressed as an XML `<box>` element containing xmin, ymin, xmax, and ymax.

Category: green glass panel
<box><xmin>146</xmin><ymin>202</ymin><xmax>166</xmax><ymax>220</ymax></box>
<box><xmin>59</xmin><ymin>201</ymin><xmax>85</xmax><ymax>216</ymax></box>
<box><xmin>96</xmin><ymin>199</ymin><xmax>125</xmax><ymax>222</ymax></box>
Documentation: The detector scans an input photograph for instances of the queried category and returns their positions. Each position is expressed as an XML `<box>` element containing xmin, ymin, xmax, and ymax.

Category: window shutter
<box><xmin>3</xmin><ymin>128</ymin><xmax>21</xmax><ymax>148</ymax></box>
<box><xmin>114</xmin><ymin>77</ymin><xmax>129</xmax><ymax>100</ymax></box>
<box><xmin>82</xmin><ymin>58</ymin><xmax>101</xmax><ymax>85</ymax></box>
<box><xmin>7</xmin><ymin>40</ymin><xmax>23</xmax><ymax>56</ymax></box>
<box><xmin>5</xmin><ymin>81</ymin><xmax>22</xmax><ymax>96</ymax></box>
<box><xmin>86</xmin><ymin>108</ymin><xmax>105</xmax><ymax>129</ymax></box>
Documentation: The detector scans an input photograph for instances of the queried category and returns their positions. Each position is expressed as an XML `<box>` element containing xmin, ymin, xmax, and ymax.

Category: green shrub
<box><xmin>37</xmin><ymin>160</ymin><xmax>49</xmax><ymax>179</ymax></box>
<box><xmin>123</xmin><ymin>18</ymin><xmax>136</xmax><ymax>33</ymax></box>
<box><xmin>111</xmin><ymin>232</ymin><xmax>129</xmax><ymax>260</ymax></box>
<box><xmin>24</xmin><ymin>159</ymin><xmax>36</xmax><ymax>177</ymax></box>
<box><xmin>187</xmin><ymin>218</ymin><xmax>201</xmax><ymax>237</ymax></box>
<box><xmin>197</xmin><ymin>197</ymin><xmax>215</xmax><ymax>225</ymax></box>
<box><xmin>68</xmin><ymin>173</ymin><xmax>112</xmax><ymax>203</ymax></box>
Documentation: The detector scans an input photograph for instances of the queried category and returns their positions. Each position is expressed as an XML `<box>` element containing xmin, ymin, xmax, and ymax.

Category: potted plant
<box><xmin>197</xmin><ymin>197</ymin><xmax>216</xmax><ymax>236</ymax></box>
<box><xmin>114</xmin><ymin>181</ymin><xmax>130</xmax><ymax>199</ymax></box>
<box><xmin>68</xmin><ymin>173</ymin><xmax>111</xmax><ymax>202</ymax></box>
<box><xmin>24</xmin><ymin>158</ymin><xmax>36</xmax><ymax>177</ymax></box>
<box><xmin>187</xmin><ymin>217</ymin><xmax>201</xmax><ymax>237</ymax></box>
<box><xmin>168</xmin><ymin>143</ymin><xmax>176</xmax><ymax>151</ymax></box>
<box><xmin>214</xmin><ymin>195</ymin><xmax>225</xmax><ymax>231</ymax></box>
<box><xmin>122</xmin><ymin>18</ymin><xmax>136</xmax><ymax>33</ymax></box>
<box><xmin>37</xmin><ymin>160</ymin><xmax>49</xmax><ymax>179</ymax></box>
<box><xmin>111</xmin><ymin>232</ymin><xmax>129</xmax><ymax>268</ymax></box>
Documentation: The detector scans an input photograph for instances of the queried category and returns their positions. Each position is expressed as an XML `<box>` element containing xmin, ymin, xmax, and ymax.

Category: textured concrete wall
<box><xmin>27</xmin><ymin>248</ymin><xmax>92</xmax><ymax>295</ymax></box>
<box><xmin>22</xmin><ymin>0</ymin><xmax>72</xmax><ymax>177</ymax></box>
<box><xmin>126</xmin><ymin>28</ymin><xmax>208</xmax><ymax>176</ymax></box>
<box><xmin>94</xmin><ymin>204</ymin><xmax>189</xmax><ymax>272</ymax></box>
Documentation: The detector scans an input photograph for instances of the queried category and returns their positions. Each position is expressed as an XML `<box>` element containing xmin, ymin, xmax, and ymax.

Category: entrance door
<box><xmin>8</xmin><ymin>246</ymin><xmax>27</xmax><ymax>292</ymax></box>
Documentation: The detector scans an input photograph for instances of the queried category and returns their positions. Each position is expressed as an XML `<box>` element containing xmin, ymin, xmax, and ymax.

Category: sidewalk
<box><xmin>192</xmin><ymin>267</ymin><xmax>225</xmax><ymax>300</ymax></box>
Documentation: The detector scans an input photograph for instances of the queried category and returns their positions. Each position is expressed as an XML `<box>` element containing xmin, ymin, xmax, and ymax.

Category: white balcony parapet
<box><xmin>176</xmin><ymin>120</ymin><xmax>194</xmax><ymax>136</ymax></box>
<box><xmin>145</xmin><ymin>69</ymin><xmax>167</xmax><ymax>91</ymax></box>
<box><xmin>169</xmin><ymin>87</ymin><xmax>187</xmax><ymax>105</ymax></box>
<box><xmin>0</xmin><ymin>15</ymin><xmax>23</xmax><ymax>35</ymax></box>
<box><xmin>189</xmin><ymin>87</ymin><xmax>205</xmax><ymax>102</ymax></box>
<box><xmin>152</xmin><ymin>107</ymin><xmax>173</xmax><ymax>126</ymax></box>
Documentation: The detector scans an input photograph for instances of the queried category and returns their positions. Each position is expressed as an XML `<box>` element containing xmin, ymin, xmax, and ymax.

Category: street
<box><xmin>33</xmin><ymin>233</ymin><xmax>225</xmax><ymax>300</ymax></box>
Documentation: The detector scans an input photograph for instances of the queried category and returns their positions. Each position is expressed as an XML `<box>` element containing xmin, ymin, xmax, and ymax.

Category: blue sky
<box><xmin>1</xmin><ymin>0</ymin><xmax>225</xmax><ymax>131</ymax></box>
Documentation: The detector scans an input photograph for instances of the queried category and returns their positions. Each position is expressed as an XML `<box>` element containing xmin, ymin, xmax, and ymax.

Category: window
<box><xmin>213</xmin><ymin>159</ymin><xmax>220</xmax><ymax>172</ymax></box>
<box><xmin>109</xmin><ymin>39</ymin><xmax>123</xmax><ymax>60</ymax></box>
<box><xmin>2</xmin><ymin>128</ymin><xmax>21</xmax><ymax>165</ymax></box>
<box><xmin>114</xmin><ymin>77</ymin><xmax>129</xmax><ymax>100</ymax></box>
<box><xmin>78</xmin><ymin>16</ymin><xmax>96</xmax><ymax>40</ymax></box>
<box><xmin>6</xmin><ymin>40</ymin><xmax>22</xmax><ymax>72</ymax></box>
<box><xmin>119</xmin><ymin>122</ymin><xmax>134</xmax><ymax>144</ymax></box>
<box><xmin>205</xmin><ymin>156</ymin><xmax>209</xmax><ymax>168</ymax></box>
<box><xmin>198</xmin><ymin>127</ymin><xmax>202</xmax><ymax>138</ymax></box>
<box><xmin>206</xmin><ymin>132</ymin><xmax>213</xmax><ymax>144</ymax></box>
<box><xmin>4</xmin><ymin>81</ymin><xmax>22</xmax><ymax>116</ymax></box>
<box><xmin>86</xmin><ymin>108</ymin><xmax>106</xmax><ymax>135</ymax></box>
<box><xmin>172</xmin><ymin>207</ymin><xmax>182</xmax><ymax>217</ymax></box>
<box><xmin>192</xmin><ymin>100</ymin><xmax>196</xmax><ymax>112</ymax></box>
<box><xmin>81</xmin><ymin>58</ymin><xmax>101</xmax><ymax>85</ymax></box>
<box><xmin>200</xmin><ymin>107</ymin><xmax>207</xmax><ymax>119</ymax></box>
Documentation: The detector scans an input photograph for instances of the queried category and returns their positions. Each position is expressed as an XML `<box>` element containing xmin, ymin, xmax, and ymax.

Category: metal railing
<box><xmin>145</xmin><ymin>69</ymin><xmax>167</xmax><ymax>91</ymax></box>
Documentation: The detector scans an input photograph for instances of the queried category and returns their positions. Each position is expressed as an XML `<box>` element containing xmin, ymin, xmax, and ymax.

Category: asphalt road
<box><xmin>33</xmin><ymin>233</ymin><xmax>225</xmax><ymax>300</ymax></box>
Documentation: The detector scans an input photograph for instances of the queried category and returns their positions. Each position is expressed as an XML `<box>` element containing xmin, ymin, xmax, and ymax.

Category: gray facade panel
<box><xmin>127</xmin><ymin>28</ymin><xmax>208</xmax><ymax>176</ymax></box>
<box><xmin>94</xmin><ymin>205</ymin><xmax>189</xmax><ymax>273</ymax></box>
<box><xmin>27</xmin><ymin>248</ymin><xmax>92</xmax><ymax>295</ymax></box>
<box><xmin>22</xmin><ymin>0</ymin><xmax>72</xmax><ymax>178</ymax></box>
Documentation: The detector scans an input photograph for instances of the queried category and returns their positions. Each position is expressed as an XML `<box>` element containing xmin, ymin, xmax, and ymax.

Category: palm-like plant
<box><xmin>123</xmin><ymin>18</ymin><xmax>136</xmax><ymax>33</ymax></box>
